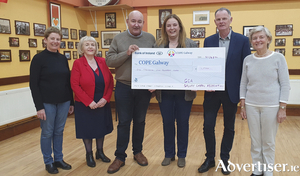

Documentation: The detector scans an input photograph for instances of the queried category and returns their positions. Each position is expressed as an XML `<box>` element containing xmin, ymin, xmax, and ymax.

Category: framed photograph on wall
<box><xmin>190</xmin><ymin>27</ymin><xmax>205</xmax><ymax>38</ymax></box>
<box><xmin>50</xmin><ymin>2</ymin><xmax>61</xmax><ymax>29</ymax></box>
<box><xmin>9</xmin><ymin>37</ymin><xmax>19</xmax><ymax>47</ymax></box>
<box><xmin>96</xmin><ymin>51</ymin><xmax>102</xmax><ymax>57</ymax></box>
<box><xmin>68</xmin><ymin>41</ymin><xmax>74</xmax><ymax>49</ymax></box>
<box><xmin>193</xmin><ymin>11</ymin><xmax>210</xmax><ymax>25</ymax></box>
<box><xmin>79</xmin><ymin>30</ymin><xmax>87</xmax><ymax>39</ymax></box>
<box><xmin>64</xmin><ymin>51</ymin><xmax>71</xmax><ymax>60</ymax></box>
<box><xmin>19</xmin><ymin>50</ymin><xmax>30</xmax><ymax>61</ymax></box>
<box><xmin>33</xmin><ymin>23</ymin><xmax>46</xmax><ymax>36</ymax></box>
<box><xmin>293</xmin><ymin>48</ymin><xmax>300</xmax><ymax>56</ymax></box>
<box><xmin>15</xmin><ymin>20</ymin><xmax>30</xmax><ymax>35</ymax></box>
<box><xmin>275</xmin><ymin>38</ymin><xmax>286</xmax><ymax>46</ymax></box>
<box><xmin>73</xmin><ymin>51</ymin><xmax>78</xmax><ymax>59</ymax></box>
<box><xmin>61</xmin><ymin>27</ymin><xmax>69</xmax><ymax>39</ymax></box>
<box><xmin>75</xmin><ymin>42</ymin><xmax>79</xmax><ymax>49</ymax></box>
<box><xmin>0</xmin><ymin>18</ymin><xmax>11</xmax><ymax>34</ymax></box>
<box><xmin>60</xmin><ymin>41</ymin><xmax>66</xmax><ymax>49</ymax></box>
<box><xmin>70</xmin><ymin>29</ymin><xmax>77</xmax><ymax>40</ymax></box>
<box><xmin>159</xmin><ymin>9</ymin><xmax>172</xmax><ymax>28</ymax></box>
<box><xmin>101</xmin><ymin>30</ymin><xmax>121</xmax><ymax>49</ymax></box>
<box><xmin>293</xmin><ymin>38</ymin><xmax>300</xmax><ymax>46</ymax></box>
<box><xmin>42</xmin><ymin>39</ymin><xmax>46</xmax><ymax>48</ymax></box>
<box><xmin>274</xmin><ymin>48</ymin><xmax>285</xmax><ymax>56</ymax></box>
<box><xmin>105</xmin><ymin>13</ymin><xmax>116</xmax><ymax>28</ymax></box>
<box><xmin>0</xmin><ymin>50</ymin><xmax>12</xmax><ymax>62</ymax></box>
<box><xmin>156</xmin><ymin>29</ymin><xmax>162</xmax><ymax>39</ymax></box>
<box><xmin>105</xmin><ymin>51</ymin><xmax>108</xmax><ymax>57</ymax></box>
<box><xmin>37</xmin><ymin>50</ymin><xmax>43</xmax><ymax>54</ymax></box>
<box><xmin>243</xmin><ymin>25</ymin><xmax>262</xmax><ymax>50</ymax></box>
<box><xmin>28</xmin><ymin>38</ymin><xmax>37</xmax><ymax>47</ymax></box>
<box><xmin>90</xmin><ymin>31</ymin><xmax>99</xmax><ymax>38</ymax></box>
<box><xmin>275</xmin><ymin>24</ymin><xmax>293</xmax><ymax>36</ymax></box>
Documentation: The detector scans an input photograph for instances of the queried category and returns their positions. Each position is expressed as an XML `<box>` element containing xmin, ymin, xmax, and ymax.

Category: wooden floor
<box><xmin>0</xmin><ymin>110</ymin><xmax>299</xmax><ymax>176</ymax></box>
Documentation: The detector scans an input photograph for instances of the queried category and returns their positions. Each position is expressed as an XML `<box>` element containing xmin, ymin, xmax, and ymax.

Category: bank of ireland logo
<box><xmin>167</xmin><ymin>49</ymin><xmax>175</xmax><ymax>57</ymax></box>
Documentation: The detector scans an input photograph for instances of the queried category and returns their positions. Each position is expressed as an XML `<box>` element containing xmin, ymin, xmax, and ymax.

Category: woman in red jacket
<box><xmin>71</xmin><ymin>36</ymin><xmax>114</xmax><ymax>167</ymax></box>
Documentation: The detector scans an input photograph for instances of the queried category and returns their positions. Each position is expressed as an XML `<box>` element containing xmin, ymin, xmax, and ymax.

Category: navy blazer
<box><xmin>204</xmin><ymin>31</ymin><xmax>251</xmax><ymax>104</ymax></box>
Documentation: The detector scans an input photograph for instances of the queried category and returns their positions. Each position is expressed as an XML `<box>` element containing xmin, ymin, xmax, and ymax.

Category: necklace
<box><xmin>255</xmin><ymin>50</ymin><xmax>270</xmax><ymax>57</ymax></box>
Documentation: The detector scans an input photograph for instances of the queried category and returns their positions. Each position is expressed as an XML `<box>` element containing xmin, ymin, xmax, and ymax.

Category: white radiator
<box><xmin>0</xmin><ymin>87</ymin><xmax>36</xmax><ymax>126</ymax></box>
<box><xmin>288</xmin><ymin>79</ymin><xmax>300</xmax><ymax>105</ymax></box>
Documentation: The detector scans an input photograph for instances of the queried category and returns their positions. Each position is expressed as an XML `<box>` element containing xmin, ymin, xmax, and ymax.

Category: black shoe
<box><xmin>251</xmin><ymin>174</ymin><xmax>263</xmax><ymax>176</ymax></box>
<box><xmin>221</xmin><ymin>160</ymin><xmax>231</xmax><ymax>175</ymax></box>
<box><xmin>198</xmin><ymin>159</ymin><xmax>215</xmax><ymax>173</ymax></box>
<box><xmin>96</xmin><ymin>149</ymin><xmax>111</xmax><ymax>163</ymax></box>
<box><xmin>86</xmin><ymin>152</ymin><xmax>96</xmax><ymax>167</ymax></box>
<box><xmin>45</xmin><ymin>163</ymin><xmax>59</xmax><ymax>174</ymax></box>
<box><xmin>54</xmin><ymin>160</ymin><xmax>72</xmax><ymax>170</ymax></box>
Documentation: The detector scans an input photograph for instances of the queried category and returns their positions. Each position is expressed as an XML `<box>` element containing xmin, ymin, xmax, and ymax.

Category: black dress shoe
<box><xmin>54</xmin><ymin>160</ymin><xmax>72</xmax><ymax>170</ymax></box>
<box><xmin>96</xmin><ymin>149</ymin><xmax>111</xmax><ymax>163</ymax></box>
<box><xmin>221</xmin><ymin>160</ymin><xmax>231</xmax><ymax>175</ymax></box>
<box><xmin>198</xmin><ymin>159</ymin><xmax>215</xmax><ymax>173</ymax></box>
<box><xmin>251</xmin><ymin>174</ymin><xmax>263</xmax><ymax>176</ymax></box>
<box><xmin>45</xmin><ymin>163</ymin><xmax>59</xmax><ymax>174</ymax></box>
<box><xmin>86</xmin><ymin>152</ymin><xmax>96</xmax><ymax>167</ymax></box>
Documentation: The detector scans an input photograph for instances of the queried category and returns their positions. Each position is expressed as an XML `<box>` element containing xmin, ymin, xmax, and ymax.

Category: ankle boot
<box><xmin>86</xmin><ymin>152</ymin><xmax>96</xmax><ymax>167</ymax></box>
<box><xmin>96</xmin><ymin>149</ymin><xmax>111</xmax><ymax>163</ymax></box>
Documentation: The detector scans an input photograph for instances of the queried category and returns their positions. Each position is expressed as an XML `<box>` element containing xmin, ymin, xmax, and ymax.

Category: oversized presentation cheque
<box><xmin>132</xmin><ymin>48</ymin><xmax>225</xmax><ymax>90</ymax></box>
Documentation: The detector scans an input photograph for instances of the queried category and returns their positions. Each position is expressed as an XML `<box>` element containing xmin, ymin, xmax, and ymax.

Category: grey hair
<box><xmin>249</xmin><ymin>26</ymin><xmax>272</xmax><ymax>48</ymax></box>
<box><xmin>77</xmin><ymin>36</ymin><xmax>98</xmax><ymax>55</ymax></box>
<box><xmin>215</xmin><ymin>7</ymin><xmax>231</xmax><ymax>17</ymax></box>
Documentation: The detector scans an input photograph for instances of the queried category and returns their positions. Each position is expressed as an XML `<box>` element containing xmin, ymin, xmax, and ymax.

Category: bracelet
<box><xmin>280</xmin><ymin>106</ymin><xmax>286</xmax><ymax>109</ymax></box>
<box><xmin>240</xmin><ymin>106</ymin><xmax>244</xmax><ymax>109</ymax></box>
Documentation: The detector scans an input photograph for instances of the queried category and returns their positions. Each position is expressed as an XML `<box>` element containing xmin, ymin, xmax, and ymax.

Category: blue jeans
<box><xmin>40</xmin><ymin>101</ymin><xmax>70</xmax><ymax>164</ymax></box>
<box><xmin>114</xmin><ymin>81</ymin><xmax>151</xmax><ymax>162</ymax></box>
<box><xmin>159</xmin><ymin>90</ymin><xmax>193</xmax><ymax>158</ymax></box>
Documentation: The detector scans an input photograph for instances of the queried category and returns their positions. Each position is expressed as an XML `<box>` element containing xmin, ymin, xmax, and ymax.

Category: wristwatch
<box><xmin>280</xmin><ymin>106</ymin><xmax>286</xmax><ymax>109</ymax></box>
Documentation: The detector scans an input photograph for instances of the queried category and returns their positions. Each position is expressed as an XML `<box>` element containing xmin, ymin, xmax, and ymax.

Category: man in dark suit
<box><xmin>198</xmin><ymin>8</ymin><xmax>251</xmax><ymax>175</ymax></box>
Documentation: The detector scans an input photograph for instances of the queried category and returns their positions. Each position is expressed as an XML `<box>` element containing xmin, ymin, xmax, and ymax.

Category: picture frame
<box><xmin>60</xmin><ymin>41</ymin><xmax>66</xmax><ymax>49</ymax></box>
<box><xmin>97</xmin><ymin>42</ymin><xmax>99</xmax><ymax>49</ymax></box>
<box><xmin>50</xmin><ymin>2</ymin><xmax>61</xmax><ymax>29</ymax></box>
<box><xmin>243</xmin><ymin>25</ymin><xmax>262</xmax><ymax>51</ymax></box>
<box><xmin>159</xmin><ymin>9</ymin><xmax>172</xmax><ymax>28</ymax></box>
<box><xmin>70</xmin><ymin>29</ymin><xmax>77</xmax><ymax>40</ymax></box>
<box><xmin>190</xmin><ymin>27</ymin><xmax>205</xmax><ymax>38</ymax></box>
<box><xmin>90</xmin><ymin>31</ymin><xmax>99</xmax><ymax>38</ymax></box>
<box><xmin>28</xmin><ymin>38</ymin><xmax>37</xmax><ymax>47</ymax></box>
<box><xmin>0</xmin><ymin>50</ymin><xmax>12</xmax><ymax>62</ymax></box>
<box><xmin>293</xmin><ymin>48</ymin><xmax>300</xmax><ymax>56</ymax></box>
<box><xmin>9</xmin><ymin>37</ymin><xmax>19</xmax><ymax>47</ymax></box>
<box><xmin>64</xmin><ymin>51</ymin><xmax>71</xmax><ymax>60</ymax></box>
<box><xmin>105</xmin><ymin>13</ymin><xmax>116</xmax><ymax>28</ymax></box>
<box><xmin>193</xmin><ymin>10</ymin><xmax>210</xmax><ymax>25</ymax></box>
<box><xmin>275</xmin><ymin>38</ymin><xmax>286</xmax><ymax>46</ymax></box>
<box><xmin>0</xmin><ymin>18</ymin><xmax>11</xmax><ymax>34</ymax></box>
<box><xmin>61</xmin><ymin>27</ymin><xmax>69</xmax><ymax>39</ymax></box>
<box><xmin>75</xmin><ymin>42</ymin><xmax>79</xmax><ymax>49</ymax></box>
<box><xmin>156</xmin><ymin>29</ymin><xmax>162</xmax><ymax>39</ymax></box>
<box><xmin>33</xmin><ymin>23</ymin><xmax>46</xmax><ymax>36</ymax></box>
<box><xmin>37</xmin><ymin>50</ymin><xmax>43</xmax><ymax>54</ymax></box>
<box><xmin>19</xmin><ymin>50</ymin><xmax>30</xmax><ymax>61</ymax></box>
<box><xmin>73</xmin><ymin>51</ymin><xmax>78</xmax><ymax>59</ymax></box>
<box><xmin>68</xmin><ymin>41</ymin><xmax>74</xmax><ymax>49</ymax></box>
<box><xmin>96</xmin><ymin>51</ymin><xmax>102</xmax><ymax>57</ymax></box>
<box><xmin>105</xmin><ymin>51</ymin><xmax>108</xmax><ymax>57</ymax></box>
<box><xmin>293</xmin><ymin>38</ymin><xmax>300</xmax><ymax>46</ymax></box>
<box><xmin>194</xmin><ymin>40</ymin><xmax>200</xmax><ymax>48</ymax></box>
<box><xmin>274</xmin><ymin>48</ymin><xmax>285</xmax><ymax>56</ymax></box>
<box><xmin>79</xmin><ymin>30</ymin><xmax>87</xmax><ymax>39</ymax></box>
<box><xmin>275</xmin><ymin>24</ymin><xmax>293</xmax><ymax>36</ymax></box>
<box><xmin>15</xmin><ymin>20</ymin><xmax>30</xmax><ymax>35</ymax></box>
<box><xmin>101</xmin><ymin>30</ymin><xmax>121</xmax><ymax>49</ymax></box>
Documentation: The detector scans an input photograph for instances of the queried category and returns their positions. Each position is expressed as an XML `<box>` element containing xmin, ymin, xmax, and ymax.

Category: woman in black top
<box><xmin>30</xmin><ymin>27</ymin><xmax>74</xmax><ymax>174</ymax></box>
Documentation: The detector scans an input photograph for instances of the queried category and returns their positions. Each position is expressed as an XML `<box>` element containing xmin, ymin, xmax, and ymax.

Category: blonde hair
<box><xmin>77</xmin><ymin>36</ymin><xmax>98</xmax><ymax>55</ymax></box>
<box><xmin>249</xmin><ymin>26</ymin><xmax>272</xmax><ymax>48</ymax></box>
<box><xmin>156</xmin><ymin>14</ymin><xmax>186</xmax><ymax>48</ymax></box>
